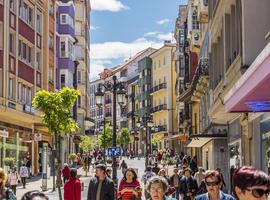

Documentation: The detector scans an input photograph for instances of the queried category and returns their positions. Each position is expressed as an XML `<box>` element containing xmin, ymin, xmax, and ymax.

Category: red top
<box><xmin>64</xmin><ymin>177</ymin><xmax>81</xmax><ymax>200</ymax></box>
<box><xmin>118</xmin><ymin>180</ymin><xmax>141</xmax><ymax>200</ymax></box>
<box><xmin>62</xmin><ymin>166</ymin><xmax>70</xmax><ymax>178</ymax></box>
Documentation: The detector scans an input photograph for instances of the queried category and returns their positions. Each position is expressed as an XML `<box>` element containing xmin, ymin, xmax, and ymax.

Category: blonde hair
<box><xmin>158</xmin><ymin>168</ymin><xmax>166</xmax><ymax>176</ymax></box>
<box><xmin>0</xmin><ymin>168</ymin><xmax>6</xmax><ymax>189</ymax></box>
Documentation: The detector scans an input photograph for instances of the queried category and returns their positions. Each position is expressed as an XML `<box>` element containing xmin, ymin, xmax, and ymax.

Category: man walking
<box><xmin>87</xmin><ymin>164</ymin><xmax>115</xmax><ymax>200</ymax></box>
<box><xmin>179</xmin><ymin>168</ymin><xmax>198</xmax><ymax>200</ymax></box>
<box><xmin>170</xmin><ymin>168</ymin><xmax>181</xmax><ymax>200</ymax></box>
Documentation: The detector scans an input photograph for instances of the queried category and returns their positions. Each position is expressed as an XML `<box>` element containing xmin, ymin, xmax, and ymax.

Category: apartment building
<box><xmin>0</xmin><ymin>0</ymin><xmax>55</xmax><ymax>174</ymax></box>
<box><xmin>150</xmin><ymin>43</ymin><xmax>178</xmax><ymax>151</ymax></box>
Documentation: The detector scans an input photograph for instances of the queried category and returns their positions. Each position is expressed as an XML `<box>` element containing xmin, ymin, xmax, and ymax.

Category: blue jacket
<box><xmin>195</xmin><ymin>191</ymin><xmax>235</xmax><ymax>200</ymax></box>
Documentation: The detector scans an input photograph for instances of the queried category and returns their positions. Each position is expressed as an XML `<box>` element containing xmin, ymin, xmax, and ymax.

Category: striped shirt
<box><xmin>118</xmin><ymin>180</ymin><xmax>141</xmax><ymax>200</ymax></box>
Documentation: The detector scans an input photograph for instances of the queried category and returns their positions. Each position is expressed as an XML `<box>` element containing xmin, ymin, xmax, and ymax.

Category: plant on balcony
<box><xmin>3</xmin><ymin>157</ymin><xmax>15</xmax><ymax>167</ymax></box>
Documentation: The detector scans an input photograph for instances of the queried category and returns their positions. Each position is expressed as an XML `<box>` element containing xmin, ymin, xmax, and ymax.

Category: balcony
<box><xmin>151</xmin><ymin>104</ymin><xmax>167</xmax><ymax>113</ymax></box>
<box><xmin>151</xmin><ymin>83</ymin><xmax>167</xmax><ymax>93</ymax></box>
<box><xmin>191</xmin><ymin>57</ymin><xmax>209</xmax><ymax>91</ymax></box>
<box><xmin>152</xmin><ymin>125</ymin><xmax>167</xmax><ymax>133</ymax></box>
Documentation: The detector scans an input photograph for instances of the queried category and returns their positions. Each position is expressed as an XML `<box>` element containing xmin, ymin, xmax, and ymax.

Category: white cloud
<box><xmin>90</xmin><ymin>25</ymin><xmax>99</xmax><ymax>30</ymax></box>
<box><xmin>156</xmin><ymin>32</ymin><xmax>174</xmax><ymax>41</ymax></box>
<box><xmin>156</xmin><ymin>18</ymin><xmax>170</xmax><ymax>25</ymax></box>
<box><xmin>143</xmin><ymin>31</ymin><xmax>160</xmax><ymax>37</ymax></box>
<box><xmin>90</xmin><ymin>0</ymin><xmax>129</xmax><ymax>12</ymax></box>
<box><xmin>90</xmin><ymin>38</ymin><xmax>163</xmax><ymax>79</ymax></box>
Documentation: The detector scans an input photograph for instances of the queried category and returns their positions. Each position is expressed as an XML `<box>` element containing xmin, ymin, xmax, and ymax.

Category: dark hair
<box><xmin>96</xmin><ymin>164</ymin><xmax>106</xmax><ymax>173</ymax></box>
<box><xmin>183</xmin><ymin>168</ymin><xmax>192</xmax><ymax>174</ymax></box>
<box><xmin>205</xmin><ymin>170</ymin><xmax>221</xmax><ymax>183</ymax></box>
<box><xmin>233</xmin><ymin>166</ymin><xmax>270</xmax><ymax>197</ymax></box>
<box><xmin>123</xmin><ymin>168</ymin><xmax>138</xmax><ymax>181</ymax></box>
<box><xmin>70</xmin><ymin>168</ymin><xmax>77</xmax><ymax>178</ymax></box>
<box><xmin>21</xmin><ymin>190</ymin><xmax>49</xmax><ymax>200</ymax></box>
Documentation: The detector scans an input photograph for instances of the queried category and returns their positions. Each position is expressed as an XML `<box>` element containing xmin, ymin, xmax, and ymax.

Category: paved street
<box><xmin>16</xmin><ymin>157</ymin><xmax>148</xmax><ymax>199</ymax></box>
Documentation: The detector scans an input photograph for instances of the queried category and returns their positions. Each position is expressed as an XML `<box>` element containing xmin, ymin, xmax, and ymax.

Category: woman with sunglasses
<box><xmin>195</xmin><ymin>170</ymin><xmax>235</xmax><ymax>200</ymax></box>
<box><xmin>233</xmin><ymin>166</ymin><xmax>270</xmax><ymax>200</ymax></box>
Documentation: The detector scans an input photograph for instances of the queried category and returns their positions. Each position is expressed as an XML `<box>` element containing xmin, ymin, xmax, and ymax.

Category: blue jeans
<box><xmin>172</xmin><ymin>187</ymin><xmax>180</xmax><ymax>200</ymax></box>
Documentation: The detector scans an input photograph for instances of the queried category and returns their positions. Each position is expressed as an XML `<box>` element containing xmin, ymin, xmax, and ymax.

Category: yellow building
<box><xmin>150</xmin><ymin>43</ymin><xmax>178</xmax><ymax>151</ymax></box>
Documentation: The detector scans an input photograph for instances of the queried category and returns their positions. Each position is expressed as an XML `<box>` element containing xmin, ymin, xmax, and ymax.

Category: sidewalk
<box><xmin>16</xmin><ymin>167</ymin><xmax>93</xmax><ymax>199</ymax></box>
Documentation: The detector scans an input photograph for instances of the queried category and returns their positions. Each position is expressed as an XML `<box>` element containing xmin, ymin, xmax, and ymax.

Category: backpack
<box><xmin>6</xmin><ymin>188</ymin><xmax>17</xmax><ymax>200</ymax></box>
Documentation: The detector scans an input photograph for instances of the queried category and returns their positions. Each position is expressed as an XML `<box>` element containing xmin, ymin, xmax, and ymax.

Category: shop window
<box><xmin>60</xmin><ymin>41</ymin><xmax>66</xmax><ymax>57</ymax></box>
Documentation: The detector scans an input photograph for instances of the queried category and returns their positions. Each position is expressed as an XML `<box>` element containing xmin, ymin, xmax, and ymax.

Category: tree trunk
<box><xmin>52</xmin><ymin>135</ymin><xmax>56</xmax><ymax>191</ymax></box>
<box><xmin>56</xmin><ymin>135</ymin><xmax>63</xmax><ymax>200</ymax></box>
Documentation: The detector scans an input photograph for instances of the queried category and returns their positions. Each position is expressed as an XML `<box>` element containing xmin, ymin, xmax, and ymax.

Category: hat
<box><xmin>96</xmin><ymin>164</ymin><xmax>106</xmax><ymax>172</ymax></box>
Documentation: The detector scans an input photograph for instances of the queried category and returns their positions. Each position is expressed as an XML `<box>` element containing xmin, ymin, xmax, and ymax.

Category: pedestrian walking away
<box><xmin>62</xmin><ymin>163</ymin><xmax>70</xmax><ymax>184</ymax></box>
<box><xmin>118</xmin><ymin>168</ymin><xmax>142</xmax><ymax>200</ymax></box>
<box><xmin>64</xmin><ymin>168</ymin><xmax>81</xmax><ymax>200</ymax></box>
<box><xmin>152</xmin><ymin>163</ymin><xmax>161</xmax><ymax>175</ymax></box>
<box><xmin>232</xmin><ymin>166</ymin><xmax>270</xmax><ymax>200</ymax></box>
<box><xmin>195</xmin><ymin>170</ymin><xmax>234</xmax><ymax>200</ymax></box>
<box><xmin>20</xmin><ymin>163</ymin><xmax>29</xmax><ymax>189</ymax></box>
<box><xmin>0</xmin><ymin>168</ymin><xmax>16</xmax><ymax>200</ymax></box>
<box><xmin>87</xmin><ymin>164</ymin><xmax>115</xmax><ymax>200</ymax></box>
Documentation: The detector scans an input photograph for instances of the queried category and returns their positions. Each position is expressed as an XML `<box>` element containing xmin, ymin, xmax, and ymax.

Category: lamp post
<box><xmin>95</xmin><ymin>75</ymin><xmax>126</xmax><ymax>184</ymax></box>
<box><xmin>136</xmin><ymin>115</ymin><xmax>154</xmax><ymax>169</ymax></box>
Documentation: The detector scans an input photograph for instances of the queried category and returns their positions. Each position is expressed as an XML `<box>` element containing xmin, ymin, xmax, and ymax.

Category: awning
<box><xmin>187</xmin><ymin>138</ymin><xmax>211</xmax><ymax>148</ymax></box>
<box><xmin>224</xmin><ymin>42</ymin><xmax>270</xmax><ymax>112</ymax></box>
<box><xmin>187</xmin><ymin>133</ymin><xmax>227</xmax><ymax>148</ymax></box>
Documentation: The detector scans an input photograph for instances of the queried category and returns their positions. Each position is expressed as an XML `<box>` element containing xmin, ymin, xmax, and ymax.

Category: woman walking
<box><xmin>118</xmin><ymin>168</ymin><xmax>142</xmax><ymax>200</ymax></box>
<box><xmin>8</xmin><ymin>167</ymin><xmax>19</xmax><ymax>195</ymax></box>
<box><xmin>0</xmin><ymin>168</ymin><xmax>16</xmax><ymax>199</ymax></box>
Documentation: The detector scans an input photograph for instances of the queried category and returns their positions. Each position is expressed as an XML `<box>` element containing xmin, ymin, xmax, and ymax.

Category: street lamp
<box><xmin>94</xmin><ymin>75</ymin><xmax>126</xmax><ymax>184</ymax></box>
<box><xmin>137</xmin><ymin>115</ymin><xmax>154</xmax><ymax>169</ymax></box>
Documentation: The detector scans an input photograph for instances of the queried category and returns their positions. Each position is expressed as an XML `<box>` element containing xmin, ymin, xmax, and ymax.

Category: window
<box><xmin>77</xmin><ymin>71</ymin><xmax>82</xmax><ymax>84</ymax></box>
<box><xmin>36</xmin><ymin>14</ymin><xmax>41</xmax><ymax>33</ymax></box>
<box><xmin>163</xmin><ymin>56</ymin><xmax>166</xmax><ymax>65</ymax></box>
<box><xmin>68</xmin><ymin>40</ymin><xmax>73</xmax><ymax>59</ymax></box>
<box><xmin>8</xmin><ymin>78</ymin><xmax>14</xmax><ymax>99</ymax></box>
<box><xmin>26</xmin><ymin>87</ymin><xmax>32</xmax><ymax>105</ymax></box>
<box><xmin>60</xmin><ymin>14</ymin><xmax>67</xmax><ymax>24</ymax></box>
<box><xmin>18</xmin><ymin>40</ymin><xmax>32</xmax><ymax>65</ymax></box>
<box><xmin>192</xmin><ymin>8</ymin><xmax>200</xmax><ymax>30</ymax></box>
<box><xmin>37</xmin><ymin>73</ymin><xmax>41</xmax><ymax>85</ymax></box>
<box><xmin>10</xmin><ymin>57</ymin><xmax>15</xmax><ymax>72</ymax></box>
<box><xmin>60</xmin><ymin>41</ymin><xmax>66</xmax><ymax>57</ymax></box>
<box><xmin>0</xmin><ymin>0</ymin><xmax>3</xmax><ymax>5</ymax></box>
<box><xmin>36</xmin><ymin>52</ymin><xmax>41</xmax><ymax>70</ymax></box>
<box><xmin>9</xmin><ymin>34</ymin><xmax>15</xmax><ymax>54</ymax></box>
<box><xmin>22</xmin><ymin>85</ymin><xmax>26</xmax><ymax>103</ymax></box>
<box><xmin>49</xmin><ymin>67</ymin><xmax>53</xmax><ymax>82</ymax></box>
<box><xmin>203</xmin><ymin>0</ymin><xmax>208</xmax><ymax>6</ymax></box>
<box><xmin>49</xmin><ymin>33</ymin><xmax>53</xmax><ymax>50</ymax></box>
<box><xmin>158</xmin><ymin>60</ymin><xmax>161</xmax><ymax>68</ymax></box>
<box><xmin>19</xmin><ymin>1</ymin><xmax>33</xmax><ymax>27</ymax></box>
<box><xmin>49</xmin><ymin>0</ymin><xmax>54</xmax><ymax>16</ymax></box>
<box><xmin>78</xmin><ymin>96</ymin><xmax>81</xmax><ymax>107</ymax></box>
<box><xmin>9</xmin><ymin>0</ymin><xmax>15</xmax><ymax>11</ymax></box>
<box><xmin>18</xmin><ymin>82</ymin><xmax>22</xmax><ymax>101</ymax></box>
<box><xmin>61</xmin><ymin>74</ymin><xmax>65</xmax><ymax>85</ymax></box>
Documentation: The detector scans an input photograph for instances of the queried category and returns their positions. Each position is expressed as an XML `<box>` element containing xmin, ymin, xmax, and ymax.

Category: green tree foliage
<box><xmin>98</xmin><ymin>123</ymin><xmax>113</xmax><ymax>148</ymax></box>
<box><xmin>32</xmin><ymin>87</ymin><xmax>79</xmax><ymax>199</ymax></box>
<box><xmin>79</xmin><ymin>136</ymin><xmax>97</xmax><ymax>152</ymax></box>
<box><xmin>117</xmin><ymin>128</ymin><xmax>131</xmax><ymax>147</ymax></box>
<box><xmin>32</xmin><ymin>87</ymin><xmax>80</xmax><ymax>135</ymax></box>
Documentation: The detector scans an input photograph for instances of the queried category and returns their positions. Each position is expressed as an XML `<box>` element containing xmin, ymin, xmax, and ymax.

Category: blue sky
<box><xmin>90</xmin><ymin>0</ymin><xmax>187</xmax><ymax>79</ymax></box>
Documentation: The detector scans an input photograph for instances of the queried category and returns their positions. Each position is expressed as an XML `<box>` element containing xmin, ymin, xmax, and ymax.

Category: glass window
<box><xmin>192</xmin><ymin>8</ymin><xmax>200</xmax><ymax>30</ymax></box>
<box><xmin>36</xmin><ymin>52</ymin><xmax>41</xmax><ymax>71</ymax></box>
<box><xmin>78</xmin><ymin>96</ymin><xmax>81</xmax><ymax>107</ymax></box>
<box><xmin>49</xmin><ymin>0</ymin><xmax>54</xmax><ymax>16</ymax></box>
<box><xmin>9</xmin><ymin>0</ymin><xmax>15</xmax><ymax>11</ymax></box>
<box><xmin>61</xmin><ymin>74</ymin><xmax>65</xmax><ymax>85</ymax></box>
<box><xmin>36</xmin><ymin>14</ymin><xmax>41</xmax><ymax>33</ymax></box>
<box><xmin>60</xmin><ymin>41</ymin><xmax>66</xmax><ymax>57</ymax></box>
<box><xmin>37</xmin><ymin>73</ymin><xmax>41</xmax><ymax>85</ymax></box>
<box><xmin>60</xmin><ymin>14</ymin><xmax>67</xmax><ymax>24</ymax></box>
<box><xmin>49</xmin><ymin>33</ymin><xmax>53</xmax><ymax>50</ymax></box>
<box><xmin>18</xmin><ymin>82</ymin><xmax>22</xmax><ymax>101</ymax></box>
<box><xmin>77</xmin><ymin>71</ymin><xmax>82</xmax><ymax>84</ymax></box>
<box><xmin>9</xmin><ymin>34</ymin><xmax>15</xmax><ymax>54</ymax></box>
<box><xmin>49</xmin><ymin>67</ymin><xmax>53</xmax><ymax>82</ymax></box>
<box><xmin>8</xmin><ymin>78</ymin><xmax>14</xmax><ymax>99</ymax></box>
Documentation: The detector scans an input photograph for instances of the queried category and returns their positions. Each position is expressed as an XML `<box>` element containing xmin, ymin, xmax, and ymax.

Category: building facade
<box><xmin>0</xmin><ymin>0</ymin><xmax>55</xmax><ymax>174</ymax></box>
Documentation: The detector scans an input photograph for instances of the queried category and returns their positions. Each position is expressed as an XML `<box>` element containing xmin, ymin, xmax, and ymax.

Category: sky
<box><xmin>89</xmin><ymin>0</ymin><xmax>187</xmax><ymax>80</ymax></box>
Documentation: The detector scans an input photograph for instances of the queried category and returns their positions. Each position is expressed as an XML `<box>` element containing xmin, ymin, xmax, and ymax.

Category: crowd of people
<box><xmin>1</xmin><ymin>148</ymin><xmax>270</xmax><ymax>200</ymax></box>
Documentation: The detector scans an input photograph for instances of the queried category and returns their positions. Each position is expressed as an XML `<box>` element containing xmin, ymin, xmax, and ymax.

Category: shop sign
<box><xmin>34</xmin><ymin>133</ymin><xmax>42</xmax><ymax>141</ymax></box>
<box><xmin>180</xmin><ymin>135</ymin><xmax>187</xmax><ymax>141</ymax></box>
<box><xmin>0</xmin><ymin>130</ymin><xmax>8</xmax><ymax>138</ymax></box>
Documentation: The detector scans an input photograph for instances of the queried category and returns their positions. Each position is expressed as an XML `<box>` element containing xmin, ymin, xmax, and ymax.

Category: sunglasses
<box><xmin>205</xmin><ymin>181</ymin><xmax>220</xmax><ymax>186</ymax></box>
<box><xmin>246</xmin><ymin>188</ymin><xmax>270</xmax><ymax>198</ymax></box>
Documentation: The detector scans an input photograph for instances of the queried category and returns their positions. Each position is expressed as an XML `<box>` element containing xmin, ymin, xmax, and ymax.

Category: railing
<box><xmin>151</xmin><ymin>104</ymin><xmax>167</xmax><ymax>113</ymax></box>
<box><xmin>191</xmin><ymin>57</ymin><xmax>209</xmax><ymax>90</ymax></box>
<box><xmin>105</xmin><ymin>99</ymin><xmax>112</xmax><ymax>104</ymax></box>
<box><xmin>151</xmin><ymin>83</ymin><xmax>167</xmax><ymax>93</ymax></box>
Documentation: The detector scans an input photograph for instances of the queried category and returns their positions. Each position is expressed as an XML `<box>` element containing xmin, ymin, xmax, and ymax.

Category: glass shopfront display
<box><xmin>260</xmin><ymin>117</ymin><xmax>270</xmax><ymax>175</ymax></box>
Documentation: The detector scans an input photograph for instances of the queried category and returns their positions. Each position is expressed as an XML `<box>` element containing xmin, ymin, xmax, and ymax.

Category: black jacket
<box><xmin>87</xmin><ymin>176</ymin><xmax>115</xmax><ymax>200</ymax></box>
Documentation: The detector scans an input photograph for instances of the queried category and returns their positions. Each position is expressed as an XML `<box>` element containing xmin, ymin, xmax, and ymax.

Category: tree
<box><xmin>97</xmin><ymin>123</ymin><xmax>113</xmax><ymax>149</ymax></box>
<box><xmin>117</xmin><ymin>128</ymin><xmax>131</xmax><ymax>149</ymax></box>
<box><xmin>32</xmin><ymin>87</ymin><xmax>79</xmax><ymax>200</ymax></box>
<box><xmin>152</xmin><ymin>134</ymin><xmax>163</xmax><ymax>150</ymax></box>
<box><xmin>79</xmin><ymin>136</ymin><xmax>96</xmax><ymax>153</ymax></box>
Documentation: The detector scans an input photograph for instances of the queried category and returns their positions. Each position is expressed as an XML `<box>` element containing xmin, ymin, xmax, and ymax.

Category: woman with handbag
<box><xmin>118</xmin><ymin>168</ymin><xmax>142</xmax><ymax>200</ymax></box>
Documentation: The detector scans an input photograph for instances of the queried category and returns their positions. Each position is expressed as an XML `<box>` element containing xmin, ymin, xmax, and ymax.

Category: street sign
<box><xmin>107</xmin><ymin>147</ymin><xmax>122</xmax><ymax>157</ymax></box>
